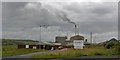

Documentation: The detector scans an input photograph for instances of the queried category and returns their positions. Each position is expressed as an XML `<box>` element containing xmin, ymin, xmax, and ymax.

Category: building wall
<box><xmin>18</xmin><ymin>45</ymin><xmax>25</xmax><ymax>49</ymax></box>
<box><xmin>73</xmin><ymin>40</ymin><xmax>84</xmax><ymax>49</ymax></box>
<box><xmin>55</xmin><ymin>36</ymin><xmax>67</xmax><ymax>46</ymax></box>
<box><xmin>18</xmin><ymin>45</ymin><xmax>44</xmax><ymax>49</ymax></box>
<box><xmin>70</xmin><ymin>35</ymin><xmax>84</xmax><ymax>42</ymax></box>
<box><xmin>18</xmin><ymin>44</ymin><xmax>63</xmax><ymax>50</ymax></box>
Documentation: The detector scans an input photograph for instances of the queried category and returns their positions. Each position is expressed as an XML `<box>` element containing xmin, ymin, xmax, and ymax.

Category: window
<box><xmin>26</xmin><ymin>45</ymin><xmax>29</xmax><ymax>48</ymax></box>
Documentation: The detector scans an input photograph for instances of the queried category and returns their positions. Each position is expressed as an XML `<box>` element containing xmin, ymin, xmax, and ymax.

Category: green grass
<box><xmin>2</xmin><ymin>45</ymin><xmax>46</xmax><ymax>57</ymax></box>
<box><xmin>32</xmin><ymin>46</ymin><xmax>118</xmax><ymax>58</ymax></box>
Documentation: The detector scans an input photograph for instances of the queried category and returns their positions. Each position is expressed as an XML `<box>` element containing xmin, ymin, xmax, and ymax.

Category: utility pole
<box><xmin>40</xmin><ymin>26</ymin><xmax>42</xmax><ymax>43</ymax></box>
<box><xmin>39</xmin><ymin>25</ymin><xmax>46</xmax><ymax>43</ymax></box>
<box><xmin>90</xmin><ymin>32</ymin><xmax>92</xmax><ymax>44</ymax></box>
<box><xmin>94</xmin><ymin>36</ymin><xmax>96</xmax><ymax>44</ymax></box>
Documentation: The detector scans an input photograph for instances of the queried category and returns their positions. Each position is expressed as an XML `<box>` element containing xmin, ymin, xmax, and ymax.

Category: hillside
<box><xmin>98</xmin><ymin>38</ymin><xmax>119</xmax><ymax>45</ymax></box>
<box><xmin>2</xmin><ymin>39</ymin><xmax>39</xmax><ymax>45</ymax></box>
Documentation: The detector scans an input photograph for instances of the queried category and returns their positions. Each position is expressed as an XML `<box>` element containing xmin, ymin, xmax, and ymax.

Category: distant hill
<box><xmin>98</xmin><ymin>38</ymin><xmax>120</xmax><ymax>49</ymax></box>
<box><xmin>2</xmin><ymin>39</ymin><xmax>39</xmax><ymax>45</ymax></box>
<box><xmin>99</xmin><ymin>38</ymin><xmax>119</xmax><ymax>45</ymax></box>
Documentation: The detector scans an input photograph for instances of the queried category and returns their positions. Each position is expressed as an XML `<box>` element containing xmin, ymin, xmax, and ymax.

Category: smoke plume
<box><xmin>57</xmin><ymin>12</ymin><xmax>76</xmax><ymax>25</ymax></box>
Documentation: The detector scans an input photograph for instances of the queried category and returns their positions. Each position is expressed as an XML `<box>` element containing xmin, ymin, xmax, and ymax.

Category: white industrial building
<box><xmin>55</xmin><ymin>35</ymin><xmax>86</xmax><ymax>49</ymax></box>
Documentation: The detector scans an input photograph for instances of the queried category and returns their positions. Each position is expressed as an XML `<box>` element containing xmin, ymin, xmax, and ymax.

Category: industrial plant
<box><xmin>17</xmin><ymin>14</ymin><xmax>90</xmax><ymax>50</ymax></box>
<box><xmin>18</xmin><ymin>25</ymin><xmax>89</xmax><ymax>50</ymax></box>
<box><xmin>18</xmin><ymin>34</ymin><xmax>89</xmax><ymax>50</ymax></box>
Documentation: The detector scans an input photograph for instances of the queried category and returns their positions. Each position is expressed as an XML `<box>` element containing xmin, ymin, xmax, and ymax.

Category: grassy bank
<box><xmin>2</xmin><ymin>45</ymin><xmax>46</xmax><ymax>57</ymax></box>
<box><xmin>32</xmin><ymin>47</ymin><xmax>118</xmax><ymax>58</ymax></box>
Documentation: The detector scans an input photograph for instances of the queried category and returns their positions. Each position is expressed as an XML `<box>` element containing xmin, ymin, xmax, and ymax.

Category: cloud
<box><xmin>2</xmin><ymin>2</ymin><xmax>118</xmax><ymax>43</ymax></box>
<box><xmin>2</xmin><ymin>0</ymin><xmax>119</xmax><ymax>2</ymax></box>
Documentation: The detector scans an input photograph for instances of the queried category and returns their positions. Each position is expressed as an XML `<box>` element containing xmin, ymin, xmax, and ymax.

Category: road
<box><xmin>3</xmin><ymin>51</ymin><xmax>51</xmax><ymax>58</ymax></box>
<box><xmin>3</xmin><ymin>49</ymin><xmax>68</xmax><ymax>58</ymax></box>
<box><xmin>2</xmin><ymin>56</ymin><xmax>120</xmax><ymax>60</ymax></box>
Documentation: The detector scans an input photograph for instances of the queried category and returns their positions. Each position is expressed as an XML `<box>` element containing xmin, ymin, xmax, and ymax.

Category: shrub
<box><xmin>105</xmin><ymin>38</ymin><xmax>119</xmax><ymax>49</ymax></box>
<box><xmin>113</xmin><ymin>43</ymin><xmax>120</xmax><ymax>55</ymax></box>
<box><xmin>94</xmin><ymin>52</ymin><xmax>102</xmax><ymax>55</ymax></box>
<box><xmin>105</xmin><ymin>42</ymin><xmax>115</xmax><ymax>49</ymax></box>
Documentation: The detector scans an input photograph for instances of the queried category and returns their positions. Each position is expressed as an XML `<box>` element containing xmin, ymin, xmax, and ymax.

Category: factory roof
<box><xmin>71</xmin><ymin>35</ymin><xmax>84</xmax><ymax>37</ymax></box>
<box><xmin>70</xmin><ymin>35</ymin><xmax>84</xmax><ymax>40</ymax></box>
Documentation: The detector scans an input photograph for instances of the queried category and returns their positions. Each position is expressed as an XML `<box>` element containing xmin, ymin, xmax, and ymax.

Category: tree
<box><xmin>105</xmin><ymin>38</ymin><xmax>119</xmax><ymax>49</ymax></box>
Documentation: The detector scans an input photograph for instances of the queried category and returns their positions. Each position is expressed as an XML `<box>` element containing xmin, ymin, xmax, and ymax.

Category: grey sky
<box><xmin>2</xmin><ymin>1</ymin><xmax>118</xmax><ymax>43</ymax></box>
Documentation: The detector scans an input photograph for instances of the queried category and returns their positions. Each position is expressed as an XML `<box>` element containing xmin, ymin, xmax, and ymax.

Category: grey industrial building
<box><xmin>55</xmin><ymin>35</ymin><xmax>85</xmax><ymax>46</ymax></box>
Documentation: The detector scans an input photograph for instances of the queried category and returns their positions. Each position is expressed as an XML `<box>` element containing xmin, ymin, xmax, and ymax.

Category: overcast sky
<box><xmin>2</xmin><ymin>0</ymin><xmax>119</xmax><ymax>43</ymax></box>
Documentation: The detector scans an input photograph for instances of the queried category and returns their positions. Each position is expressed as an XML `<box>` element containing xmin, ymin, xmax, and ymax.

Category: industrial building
<box><xmin>18</xmin><ymin>42</ymin><xmax>62</xmax><ymax>50</ymax></box>
<box><xmin>18</xmin><ymin>34</ymin><xmax>88</xmax><ymax>50</ymax></box>
<box><xmin>55</xmin><ymin>35</ymin><xmax>86</xmax><ymax>49</ymax></box>
<box><xmin>70</xmin><ymin>35</ymin><xmax>84</xmax><ymax>42</ymax></box>
<box><xmin>55</xmin><ymin>36</ymin><xmax>67</xmax><ymax>46</ymax></box>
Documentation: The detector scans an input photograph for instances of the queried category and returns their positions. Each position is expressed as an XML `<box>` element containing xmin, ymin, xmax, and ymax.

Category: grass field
<box><xmin>32</xmin><ymin>46</ymin><xmax>119</xmax><ymax>58</ymax></box>
<box><xmin>2</xmin><ymin>45</ymin><xmax>46</xmax><ymax>57</ymax></box>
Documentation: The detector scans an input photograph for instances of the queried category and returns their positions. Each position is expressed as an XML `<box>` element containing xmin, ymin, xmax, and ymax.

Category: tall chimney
<box><xmin>75</xmin><ymin>25</ymin><xmax>77</xmax><ymax>36</ymax></box>
<box><xmin>78</xmin><ymin>28</ymin><xmax>79</xmax><ymax>35</ymax></box>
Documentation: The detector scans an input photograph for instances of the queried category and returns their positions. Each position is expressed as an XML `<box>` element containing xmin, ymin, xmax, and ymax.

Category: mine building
<box><xmin>55</xmin><ymin>36</ymin><xmax>67</xmax><ymax>46</ymax></box>
<box><xmin>18</xmin><ymin>34</ymin><xmax>88</xmax><ymax>50</ymax></box>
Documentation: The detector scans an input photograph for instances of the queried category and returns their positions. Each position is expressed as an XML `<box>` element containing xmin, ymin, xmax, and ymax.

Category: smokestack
<box><xmin>75</xmin><ymin>25</ymin><xmax>77</xmax><ymax>36</ymax></box>
<box><xmin>78</xmin><ymin>28</ymin><xmax>79</xmax><ymax>35</ymax></box>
